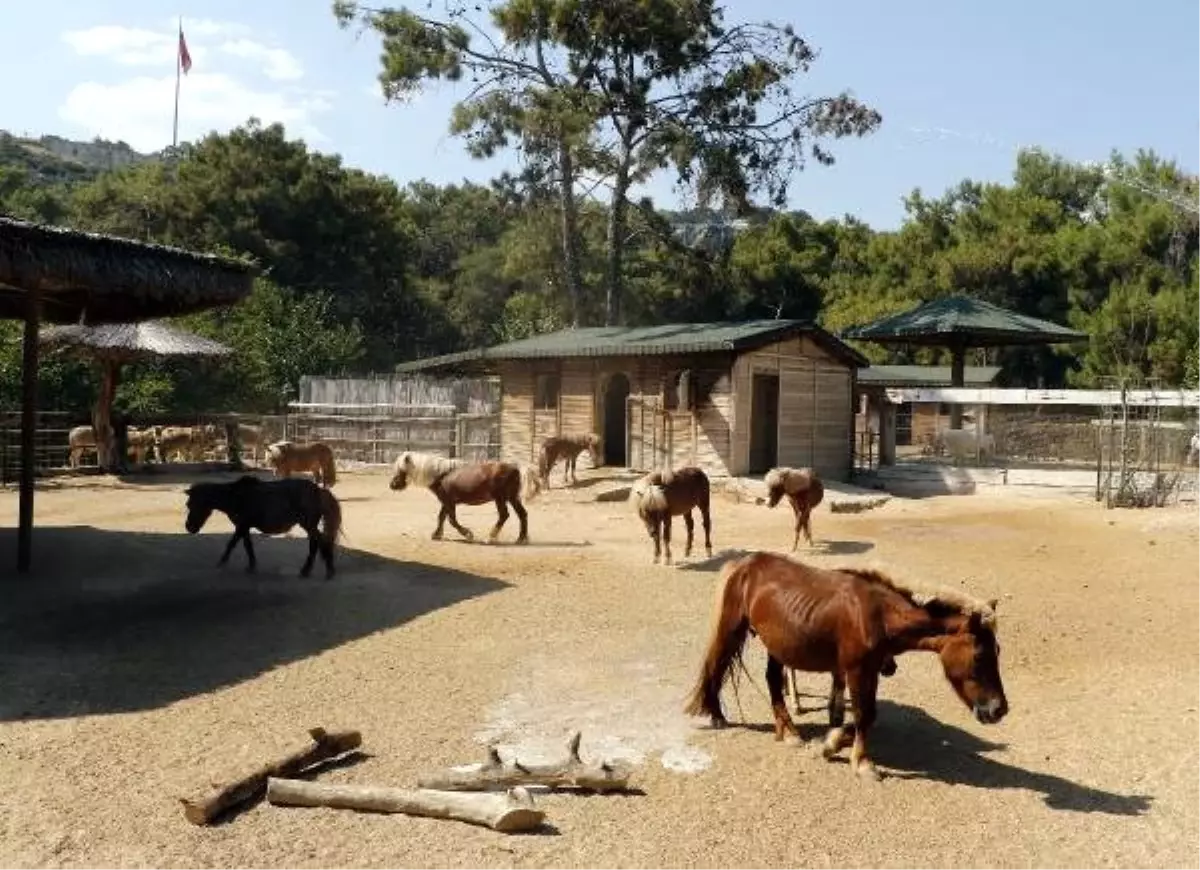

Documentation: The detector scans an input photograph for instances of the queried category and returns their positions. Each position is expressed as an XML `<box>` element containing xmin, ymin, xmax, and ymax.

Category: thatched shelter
<box><xmin>1</xmin><ymin>215</ymin><xmax>257</xmax><ymax>572</ymax></box>
<box><xmin>40</xmin><ymin>321</ymin><xmax>233</xmax><ymax>470</ymax></box>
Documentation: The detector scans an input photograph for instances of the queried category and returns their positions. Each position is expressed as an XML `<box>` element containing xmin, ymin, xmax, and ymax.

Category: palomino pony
<box><xmin>389</xmin><ymin>451</ymin><xmax>542</xmax><ymax>544</ymax></box>
<box><xmin>765</xmin><ymin>466</ymin><xmax>825</xmax><ymax>551</ymax></box>
<box><xmin>629</xmin><ymin>466</ymin><xmax>713</xmax><ymax>565</ymax></box>
<box><xmin>184</xmin><ymin>475</ymin><xmax>343</xmax><ymax>579</ymax></box>
<box><xmin>265</xmin><ymin>440</ymin><xmax>338</xmax><ymax>488</ymax></box>
<box><xmin>684</xmin><ymin>551</ymin><xmax>1006</xmax><ymax>780</ymax></box>
<box><xmin>538</xmin><ymin>432</ymin><xmax>602</xmax><ymax>487</ymax></box>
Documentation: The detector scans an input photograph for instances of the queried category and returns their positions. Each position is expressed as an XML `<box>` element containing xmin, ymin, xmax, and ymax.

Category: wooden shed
<box><xmin>396</xmin><ymin>321</ymin><xmax>868</xmax><ymax>481</ymax></box>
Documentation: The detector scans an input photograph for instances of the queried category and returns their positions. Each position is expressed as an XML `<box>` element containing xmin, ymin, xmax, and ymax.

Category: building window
<box><xmin>535</xmin><ymin>373</ymin><xmax>560</xmax><ymax>410</ymax></box>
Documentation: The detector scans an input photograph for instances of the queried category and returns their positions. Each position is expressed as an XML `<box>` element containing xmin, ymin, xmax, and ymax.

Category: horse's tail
<box><xmin>318</xmin><ymin>487</ymin><xmax>344</xmax><ymax>544</ymax></box>
<box><xmin>808</xmin><ymin>476</ymin><xmax>825</xmax><ymax>510</ymax></box>
<box><xmin>321</xmin><ymin>445</ymin><xmax>337</xmax><ymax>488</ymax></box>
<box><xmin>684</xmin><ymin>554</ymin><xmax>751</xmax><ymax>719</ymax></box>
<box><xmin>517</xmin><ymin>463</ymin><xmax>542</xmax><ymax>502</ymax></box>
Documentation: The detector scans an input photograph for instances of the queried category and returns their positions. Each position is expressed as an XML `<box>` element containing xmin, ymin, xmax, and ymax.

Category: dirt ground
<box><xmin>0</xmin><ymin>468</ymin><xmax>1196</xmax><ymax>869</ymax></box>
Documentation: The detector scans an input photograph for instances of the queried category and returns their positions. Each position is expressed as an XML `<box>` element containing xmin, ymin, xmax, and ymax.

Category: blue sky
<box><xmin>2</xmin><ymin>0</ymin><xmax>1197</xmax><ymax>229</ymax></box>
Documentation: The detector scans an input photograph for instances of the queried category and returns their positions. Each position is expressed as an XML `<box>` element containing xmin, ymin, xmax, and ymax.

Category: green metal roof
<box><xmin>857</xmin><ymin>364</ymin><xmax>1002</xmax><ymax>387</ymax></box>
<box><xmin>842</xmin><ymin>296</ymin><xmax>1088</xmax><ymax>348</ymax></box>
<box><xmin>396</xmin><ymin>320</ymin><xmax>869</xmax><ymax>373</ymax></box>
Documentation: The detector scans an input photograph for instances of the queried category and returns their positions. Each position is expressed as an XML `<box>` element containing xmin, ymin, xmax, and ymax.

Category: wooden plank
<box><xmin>500</xmin><ymin>364</ymin><xmax>533</xmax><ymax>466</ymax></box>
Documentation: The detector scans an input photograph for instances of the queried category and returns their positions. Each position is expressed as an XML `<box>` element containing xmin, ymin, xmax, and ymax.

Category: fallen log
<box><xmin>417</xmin><ymin>730</ymin><xmax>632</xmax><ymax>793</ymax></box>
<box><xmin>265</xmin><ymin>778</ymin><xmax>545</xmax><ymax>834</ymax></box>
<box><xmin>180</xmin><ymin>727</ymin><xmax>362</xmax><ymax>825</ymax></box>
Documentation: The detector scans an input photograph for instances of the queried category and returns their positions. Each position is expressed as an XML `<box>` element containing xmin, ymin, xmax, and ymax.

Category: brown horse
<box><xmin>184</xmin><ymin>475</ymin><xmax>343</xmax><ymax>579</ymax></box>
<box><xmin>389</xmin><ymin>451</ymin><xmax>542</xmax><ymax>544</ymax></box>
<box><xmin>538</xmin><ymin>433</ymin><xmax>602</xmax><ymax>487</ymax></box>
<box><xmin>765</xmin><ymin>466</ymin><xmax>825</xmax><ymax>551</ymax></box>
<box><xmin>684</xmin><ymin>552</ymin><xmax>1006</xmax><ymax>780</ymax></box>
<box><xmin>629</xmin><ymin>466</ymin><xmax>713</xmax><ymax>565</ymax></box>
<box><xmin>266</xmin><ymin>440</ymin><xmax>338</xmax><ymax>488</ymax></box>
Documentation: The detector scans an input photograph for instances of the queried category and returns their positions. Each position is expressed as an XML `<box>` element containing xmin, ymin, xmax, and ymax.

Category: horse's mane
<box><xmin>765</xmin><ymin>466</ymin><xmax>819</xmax><ymax>493</ymax></box>
<box><xmin>629</xmin><ymin>471</ymin><xmax>669</xmax><ymax>513</ymax></box>
<box><xmin>837</xmin><ymin>563</ymin><xmax>998</xmax><ymax>628</ymax></box>
<box><xmin>395</xmin><ymin>451</ymin><xmax>469</xmax><ymax>488</ymax></box>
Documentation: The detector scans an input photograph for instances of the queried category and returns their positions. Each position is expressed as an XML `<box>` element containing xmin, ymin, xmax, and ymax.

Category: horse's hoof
<box><xmin>431</xmin><ymin>533</ymin><xmax>443</xmax><ymax>541</ymax></box>
<box><xmin>516</xmin><ymin>537</ymin><xmax>529</xmax><ymax>546</ymax></box>
<box><xmin>782</xmin><ymin>733</ymin><xmax>804</xmax><ymax>748</ymax></box>
<box><xmin>710</xmin><ymin>716</ymin><xmax>728</xmax><ymax>730</ymax></box>
<box><xmin>855</xmin><ymin>762</ymin><xmax>882</xmax><ymax>782</ymax></box>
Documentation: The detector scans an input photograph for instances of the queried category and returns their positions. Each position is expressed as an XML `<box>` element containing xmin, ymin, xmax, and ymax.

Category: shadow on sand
<box><xmin>0</xmin><ymin>524</ymin><xmax>509</xmax><ymax>722</ymax></box>
<box><xmin>715</xmin><ymin>699</ymin><xmax>1153</xmax><ymax>817</ymax></box>
<box><xmin>676</xmin><ymin>540</ymin><xmax>876</xmax><ymax>572</ymax></box>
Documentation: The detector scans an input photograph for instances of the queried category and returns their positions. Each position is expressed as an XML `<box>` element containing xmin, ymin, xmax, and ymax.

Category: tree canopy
<box><xmin>0</xmin><ymin>5</ymin><xmax>1195</xmax><ymax>423</ymax></box>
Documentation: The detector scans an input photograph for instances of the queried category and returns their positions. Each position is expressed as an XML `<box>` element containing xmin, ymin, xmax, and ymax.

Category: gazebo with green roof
<box><xmin>1</xmin><ymin>215</ymin><xmax>258</xmax><ymax>573</ymax></box>
<box><xmin>842</xmin><ymin>295</ymin><xmax>1087</xmax><ymax>431</ymax></box>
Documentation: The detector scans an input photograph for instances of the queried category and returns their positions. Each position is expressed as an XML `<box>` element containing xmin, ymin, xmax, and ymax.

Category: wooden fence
<box><xmin>288</xmin><ymin>373</ymin><xmax>503</xmax><ymax>466</ymax></box>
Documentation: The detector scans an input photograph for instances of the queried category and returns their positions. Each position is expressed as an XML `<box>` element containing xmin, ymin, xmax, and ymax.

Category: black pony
<box><xmin>184</xmin><ymin>475</ymin><xmax>343</xmax><ymax>579</ymax></box>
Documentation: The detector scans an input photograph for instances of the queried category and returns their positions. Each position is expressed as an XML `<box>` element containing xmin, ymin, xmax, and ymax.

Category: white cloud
<box><xmin>59</xmin><ymin>73</ymin><xmax>332</xmax><ymax>152</ymax></box>
<box><xmin>58</xmin><ymin>20</ymin><xmax>328</xmax><ymax>151</ymax></box>
<box><xmin>218</xmin><ymin>38</ymin><xmax>303</xmax><ymax>81</ymax></box>
<box><xmin>62</xmin><ymin>25</ymin><xmax>181</xmax><ymax>68</ymax></box>
<box><xmin>62</xmin><ymin>22</ymin><xmax>303</xmax><ymax>81</ymax></box>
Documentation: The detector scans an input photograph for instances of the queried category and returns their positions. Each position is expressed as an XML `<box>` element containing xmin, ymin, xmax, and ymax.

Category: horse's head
<box><xmin>389</xmin><ymin>453</ymin><xmax>411</xmax><ymax>491</ymax></box>
<box><xmin>764</xmin><ymin>468</ymin><xmax>788</xmax><ymax>507</ymax></box>
<box><xmin>938</xmin><ymin>602</ymin><xmax>1008</xmax><ymax>725</ymax></box>
<box><xmin>183</xmin><ymin>484</ymin><xmax>214</xmax><ymax>534</ymax></box>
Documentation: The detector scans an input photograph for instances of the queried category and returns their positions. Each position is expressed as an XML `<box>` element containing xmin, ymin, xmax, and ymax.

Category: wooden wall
<box><xmin>497</xmin><ymin>355</ymin><xmax>734</xmax><ymax>476</ymax></box>
<box><xmin>730</xmin><ymin>337</ymin><xmax>855</xmax><ymax>480</ymax></box>
<box><xmin>497</xmin><ymin>340</ymin><xmax>853</xmax><ymax>480</ymax></box>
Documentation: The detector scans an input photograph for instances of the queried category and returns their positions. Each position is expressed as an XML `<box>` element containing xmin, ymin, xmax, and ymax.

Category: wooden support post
<box><xmin>879</xmin><ymin>399</ymin><xmax>897</xmax><ymax>466</ymax></box>
<box><xmin>17</xmin><ymin>288</ymin><xmax>40</xmax><ymax>574</ymax></box>
<box><xmin>949</xmin><ymin>344</ymin><xmax>966</xmax><ymax>430</ymax></box>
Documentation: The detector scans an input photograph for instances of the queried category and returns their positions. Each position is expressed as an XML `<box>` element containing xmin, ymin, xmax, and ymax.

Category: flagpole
<box><xmin>172</xmin><ymin>16</ymin><xmax>182</xmax><ymax>149</ymax></box>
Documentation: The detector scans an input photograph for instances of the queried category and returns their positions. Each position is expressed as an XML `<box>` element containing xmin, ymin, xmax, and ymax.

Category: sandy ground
<box><xmin>0</xmin><ymin>468</ymin><xmax>1196</xmax><ymax>869</ymax></box>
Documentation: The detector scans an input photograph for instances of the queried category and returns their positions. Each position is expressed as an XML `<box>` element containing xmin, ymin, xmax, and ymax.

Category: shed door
<box><xmin>749</xmin><ymin>373</ymin><xmax>780</xmax><ymax>474</ymax></box>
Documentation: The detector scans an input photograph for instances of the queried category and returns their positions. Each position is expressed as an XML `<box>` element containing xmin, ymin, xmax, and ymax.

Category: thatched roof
<box><xmin>0</xmin><ymin>215</ymin><xmax>257</xmax><ymax>323</ymax></box>
<box><xmin>40</xmin><ymin>321</ymin><xmax>232</xmax><ymax>361</ymax></box>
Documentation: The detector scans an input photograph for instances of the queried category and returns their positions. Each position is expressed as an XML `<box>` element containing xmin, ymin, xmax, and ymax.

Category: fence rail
<box><xmin>0</xmin><ymin>411</ymin><xmax>75</xmax><ymax>483</ymax></box>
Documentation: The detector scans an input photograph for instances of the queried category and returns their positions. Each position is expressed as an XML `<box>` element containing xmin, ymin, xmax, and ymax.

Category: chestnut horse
<box><xmin>265</xmin><ymin>440</ymin><xmax>338</xmax><ymax>488</ymax></box>
<box><xmin>765</xmin><ymin>466</ymin><xmax>825</xmax><ymax>551</ymax></box>
<box><xmin>629</xmin><ymin>466</ymin><xmax>713</xmax><ymax>565</ymax></box>
<box><xmin>184</xmin><ymin>475</ymin><xmax>343</xmax><ymax>579</ymax></box>
<box><xmin>684</xmin><ymin>551</ymin><xmax>1006</xmax><ymax>780</ymax></box>
<box><xmin>389</xmin><ymin>451</ymin><xmax>542</xmax><ymax>544</ymax></box>
<box><xmin>538</xmin><ymin>432</ymin><xmax>602</xmax><ymax>487</ymax></box>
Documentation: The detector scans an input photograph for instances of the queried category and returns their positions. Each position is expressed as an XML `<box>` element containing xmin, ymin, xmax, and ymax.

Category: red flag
<box><xmin>178</xmin><ymin>29</ymin><xmax>192</xmax><ymax>74</ymax></box>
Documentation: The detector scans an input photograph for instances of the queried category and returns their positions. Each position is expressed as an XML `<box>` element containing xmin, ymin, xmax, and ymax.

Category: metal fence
<box><xmin>0</xmin><ymin>410</ymin><xmax>75</xmax><ymax>483</ymax></box>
